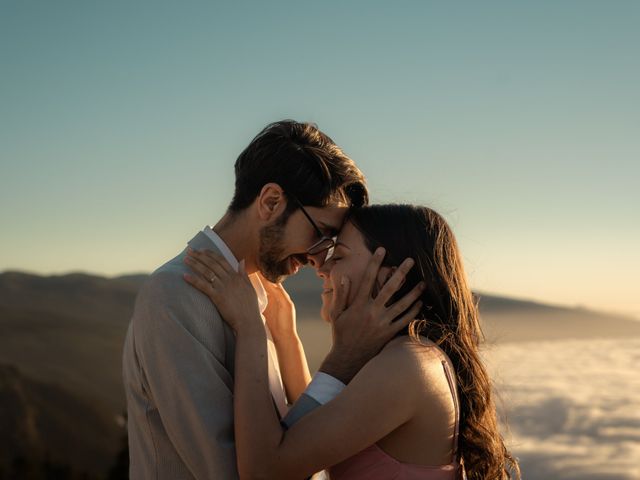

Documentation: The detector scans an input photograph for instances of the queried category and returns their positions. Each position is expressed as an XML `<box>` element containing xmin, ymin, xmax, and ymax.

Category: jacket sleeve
<box><xmin>133</xmin><ymin>270</ymin><xmax>238</xmax><ymax>479</ymax></box>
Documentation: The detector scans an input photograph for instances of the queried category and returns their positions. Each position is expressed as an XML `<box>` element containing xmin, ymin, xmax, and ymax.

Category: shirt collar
<box><xmin>201</xmin><ymin>226</ymin><xmax>268</xmax><ymax>316</ymax></box>
<box><xmin>202</xmin><ymin>226</ymin><xmax>239</xmax><ymax>271</ymax></box>
<box><xmin>248</xmin><ymin>274</ymin><xmax>268</xmax><ymax>316</ymax></box>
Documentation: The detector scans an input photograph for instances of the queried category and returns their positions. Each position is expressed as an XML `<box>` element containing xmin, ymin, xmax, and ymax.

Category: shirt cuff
<box><xmin>304</xmin><ymin>372</ymin><xmax>345</xmax><ymax>405</ymax></box>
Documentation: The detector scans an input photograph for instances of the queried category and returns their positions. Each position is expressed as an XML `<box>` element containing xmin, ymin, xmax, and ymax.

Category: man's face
<box><xmin>258</xmin><ymin>204</ymin><xmax>349</xmax><ymax>283</ymax></box>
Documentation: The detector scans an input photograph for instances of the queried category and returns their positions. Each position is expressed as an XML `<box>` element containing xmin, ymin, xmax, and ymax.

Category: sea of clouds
<box><xmin>486</xmin><ymin>337</ymin><xmax>640</xmax><ymax>480</ymax></box>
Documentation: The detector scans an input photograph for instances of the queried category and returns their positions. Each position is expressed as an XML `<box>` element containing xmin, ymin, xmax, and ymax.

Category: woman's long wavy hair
<box><xmin>349</xmin><ymin>205</ymin><xmax>520</xmax><ymax>480</ymax></box>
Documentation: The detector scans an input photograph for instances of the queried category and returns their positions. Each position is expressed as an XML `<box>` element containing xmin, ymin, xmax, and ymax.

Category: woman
<box><xmin>184</xmin><ymin>204</ymin><xmax>520</xmax><ymax>479</ymax></box>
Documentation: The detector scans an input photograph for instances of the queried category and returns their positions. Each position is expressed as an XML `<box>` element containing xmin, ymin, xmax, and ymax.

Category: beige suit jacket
<box><xmin>123</xmin><ymin>231</ymin><xmax>239</xmax><ymax>479</ymax></box>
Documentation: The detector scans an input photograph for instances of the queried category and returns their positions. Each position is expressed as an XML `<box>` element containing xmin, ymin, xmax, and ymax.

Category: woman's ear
<box><xmin>256</xmin><ymin>183</ymin><xmax>286</xmax><ymax>221</ymax></box>
<box><xmin>373</xmin><ymin>265</ymin><xmax>395</xmax><ymax>297</ymax></box>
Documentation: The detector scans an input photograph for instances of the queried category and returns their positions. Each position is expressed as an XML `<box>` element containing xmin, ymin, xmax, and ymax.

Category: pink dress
<box><xmin>328</xmin><ymin>360</ymin><xmax>462</xmax><ymax>480</ymax></box>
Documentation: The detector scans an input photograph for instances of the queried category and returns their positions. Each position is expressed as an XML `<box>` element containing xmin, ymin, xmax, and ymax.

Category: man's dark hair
<box><xmin>228</xmin><ymin>120</ymin><xmax>368</xmax><ymax>214</ymax></box>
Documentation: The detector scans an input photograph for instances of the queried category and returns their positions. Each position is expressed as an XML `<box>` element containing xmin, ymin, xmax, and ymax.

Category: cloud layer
<box><xmin>486</xmin><ymin>337</ymin><xmax>640</xmax><ymax>480</ymax></box>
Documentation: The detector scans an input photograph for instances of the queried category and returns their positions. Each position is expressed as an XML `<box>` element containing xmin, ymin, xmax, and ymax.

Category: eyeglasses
<box><xmin>286</xmin><ymin>193</ymin><xmax>337</xmax><ymax>259</ymax></box>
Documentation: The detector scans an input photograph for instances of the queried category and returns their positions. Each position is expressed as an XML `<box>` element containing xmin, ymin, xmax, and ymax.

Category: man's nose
<box><xmin>307</xmin><ymin>251</ymin><xmax>327</xmax><ymax>272</ymax></box>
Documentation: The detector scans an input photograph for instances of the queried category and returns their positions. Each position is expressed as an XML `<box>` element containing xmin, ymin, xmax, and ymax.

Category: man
<box><xmin>122</xmin><ymin>120</ymin><xmax>368</xmax><ymax>479</ymax></box>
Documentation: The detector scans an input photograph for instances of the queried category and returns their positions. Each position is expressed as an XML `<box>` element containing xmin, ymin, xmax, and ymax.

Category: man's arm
<box><xmin>281</xmin><ymin>350</ymin><xmax>366</xmax><ymax>427</ymax></box>
<box><xmin>133</xmin><ymin>272</ymin><xmax>238</xmax><ymax>479</ymax></box>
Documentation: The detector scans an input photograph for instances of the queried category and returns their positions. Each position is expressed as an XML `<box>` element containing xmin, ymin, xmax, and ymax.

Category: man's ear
<box><xmin>256</xmin><ymin>183</ymin><xmax>287</xmax><ymax>221</ymax></box>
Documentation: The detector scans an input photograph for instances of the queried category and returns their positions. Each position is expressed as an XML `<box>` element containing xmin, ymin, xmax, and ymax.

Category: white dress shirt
<box><xmin>202</xmin><ymin>226</ymin><xmax>288</xmax><ymax>418</ymax></box>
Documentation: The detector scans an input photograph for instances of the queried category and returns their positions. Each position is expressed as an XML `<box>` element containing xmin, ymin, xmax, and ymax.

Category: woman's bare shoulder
<box><xmin>377</xmin><ymin>336</ymin><xmax>455</xmax><ymax>393</ymax></box>
<box><xmin>343</xmin><ymin>335</ymin><xmax>455</xmax><ymax>428</ymax></box>
<box><xmin>381</xmin><ymin>335</ymin><xmax>447</xmax><ymax>365</ymax></box>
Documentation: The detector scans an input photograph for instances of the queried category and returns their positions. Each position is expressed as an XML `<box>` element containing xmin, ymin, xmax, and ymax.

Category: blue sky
<box><xmin>1</xmin><ymin>1</ymin><xmax>638</xmax><ymax>316</ymax></box>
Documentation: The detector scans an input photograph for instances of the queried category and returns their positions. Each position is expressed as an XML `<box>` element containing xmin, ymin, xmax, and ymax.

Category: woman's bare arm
<box><xmin>233</xmin><ymin>332</ymin><xmax>421</xmax><ymax>479</ymax></box>
<box><xmin>271</xmin><ymin>330</ymin><xmax>311</xmax><ymax>403</ymax></box>
<box><xmin>260</xmin><ymin>275</ymin><xmax>311</xmax><ymax>403</ymax></box>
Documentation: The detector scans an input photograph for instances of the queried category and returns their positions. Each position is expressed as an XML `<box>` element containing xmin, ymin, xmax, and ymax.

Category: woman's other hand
<box><xmin>258</xmin><ymin>272</ymin><xmax>297</xmax><ymax>340</ymax></box>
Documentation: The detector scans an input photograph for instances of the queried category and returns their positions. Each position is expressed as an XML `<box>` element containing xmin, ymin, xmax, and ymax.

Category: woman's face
<box><xmin>318</xmin><ymin>221</ymin><xmax>385</xmax><ymax>322</ymax></box>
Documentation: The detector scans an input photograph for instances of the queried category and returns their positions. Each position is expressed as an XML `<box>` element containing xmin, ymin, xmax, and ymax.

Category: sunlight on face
<box><xmin>257</xmin><ymin>205</ymin><xmax>349</xmax><ymax>282</ymax></box>
<box><xmin>318</xmin><ymin>221</ymin><xmax>374</xmax><ymax>322</ymax></box>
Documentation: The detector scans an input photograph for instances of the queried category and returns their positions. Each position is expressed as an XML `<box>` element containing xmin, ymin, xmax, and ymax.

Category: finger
<box><xmin>386</xmin><ymin>281</ymin><xmax>425</xmax><ymax>319</ymax></box>
<box><xmin>331</xmin><ymin>276</ymin><xmax>350</xmax><ymax>319</ymax></box>
<box><xmin>390</xmin><ymin>300</ymin><xmax>423</xmax><ymax>334</ymax></box>
<box><xmin>183</xmin><ymin>272</ymin><xmax>217</xmax><ymax>299</ymax></box>
<box><xmin>257</xmin><ymin>270</ymin><xmax>280</xmax><ymax>287</ymax></box>
<box><xmin>357</xmin><ymin>247</ymin><xmax>387</xmax><ymax>299</ymax></box>
<box><xmin>187</xmin><ymin>248</ymin><xmax>235</xmax><ymax>274</ymax></box>
<box><xmin>185</xmin><ymin>252</ymin><xmax>229</xmax><ymax>280</ymax></box>
<box><xmin>374</xmin><ymin>257</ymin><xmax>416</xmax><ymax>307</ymax></box>
<box><xmin>184</xmin><ymin>255</ymin><xmax>228</xmax><ymax>284</ymax></box>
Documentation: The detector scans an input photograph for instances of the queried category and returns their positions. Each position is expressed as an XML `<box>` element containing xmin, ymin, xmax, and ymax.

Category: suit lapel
<box><xmin>185</xmin><ymin>231</ymin><xmax>237</xmax><ymax>375</ymax></box>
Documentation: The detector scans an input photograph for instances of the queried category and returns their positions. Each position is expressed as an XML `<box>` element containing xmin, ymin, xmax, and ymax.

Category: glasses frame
<box><xmin>285</xmin><ymin>192</ymin><xmax>337</xmax><ymax>258</ymax></box>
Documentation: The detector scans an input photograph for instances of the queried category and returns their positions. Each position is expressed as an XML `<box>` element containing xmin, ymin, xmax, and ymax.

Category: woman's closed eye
<box><xmin>326</xmin><ymin>243</ymin><xmax>347</xmax><ymax>263</ymax></box>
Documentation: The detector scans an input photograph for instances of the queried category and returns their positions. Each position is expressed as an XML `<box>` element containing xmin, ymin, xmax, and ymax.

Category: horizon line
<box><xmin>2</xmin><ymin>267</ymin><xmax>638</xmax><ymax>321</ymax></box>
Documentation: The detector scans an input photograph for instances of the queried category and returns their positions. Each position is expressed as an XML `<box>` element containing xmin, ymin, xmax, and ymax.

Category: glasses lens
<box><xmin>323</xmin><ymin>244</ymin><xmax>336</xmax><ymax>263</ymax></box>
<box><xmin>308</xmin><ymin>237</ymin><xmax>336</xmax><ymax>256</ymax></box>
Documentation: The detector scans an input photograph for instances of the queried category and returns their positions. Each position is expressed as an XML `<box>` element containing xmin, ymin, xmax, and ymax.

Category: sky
<box><xmin>1</xmin><ymin>1</ymin><xmax>638</xmax><ymax>317</ymax></box>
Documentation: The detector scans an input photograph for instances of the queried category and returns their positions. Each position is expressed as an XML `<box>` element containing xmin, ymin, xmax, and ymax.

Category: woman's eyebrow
<box><xmin>334</xmin><ymin>241</ymin><xmax>350</xmax><ymax>250</ymax></box>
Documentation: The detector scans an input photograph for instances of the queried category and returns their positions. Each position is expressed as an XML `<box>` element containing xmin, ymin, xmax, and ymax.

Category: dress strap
<box><xmin>441</xmin><ymin>360</ymin><xmax>460</xmax><ymax>458</ymax></box>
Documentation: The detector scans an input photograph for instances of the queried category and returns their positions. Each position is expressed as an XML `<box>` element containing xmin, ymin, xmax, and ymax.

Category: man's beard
<box><xmin>258</xmin><ymin>215</ymin><xmax>301</xmax><ymax>283</ymax></box>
